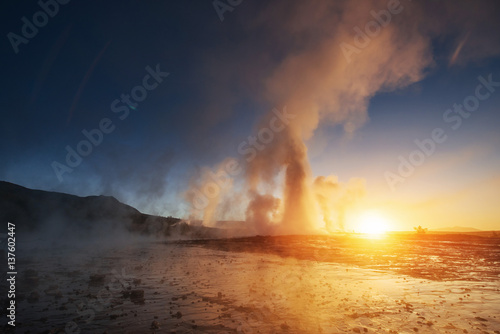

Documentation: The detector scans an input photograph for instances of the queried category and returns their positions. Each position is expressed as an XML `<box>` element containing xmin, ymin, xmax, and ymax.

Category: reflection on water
<box><xmin>192</xmin><ymin>234</ymin><xmax>500</xmax><ymax>281</ymax></box>
<box><xmin>1</xmin><ymin>234</ymin><xmax>499</xmax><ymax>333</ymax></box>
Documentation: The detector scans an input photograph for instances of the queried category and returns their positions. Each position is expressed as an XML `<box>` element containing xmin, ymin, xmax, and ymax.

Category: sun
<box><xmin>357</xmin><ymin>211</ymin><xmax>390</xmax><ymax>235</ymax></box>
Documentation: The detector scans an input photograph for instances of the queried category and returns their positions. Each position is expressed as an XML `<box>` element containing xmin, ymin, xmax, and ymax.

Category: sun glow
<box><xmin>356</xmin><ymin>211</ymin><xmax>390</xmax><ymax>235</ymax></box>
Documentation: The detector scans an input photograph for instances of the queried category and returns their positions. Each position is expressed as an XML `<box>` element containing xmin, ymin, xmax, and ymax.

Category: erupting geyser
<box><xmin>185</xmin><ymin>0</ymin><xmax>434</xmax><ymax>234</ymax></box>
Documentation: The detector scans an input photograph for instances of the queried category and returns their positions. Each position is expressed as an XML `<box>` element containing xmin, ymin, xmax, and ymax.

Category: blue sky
<box><xmin>1</xmin><ymin>0</ymin><xmax>499</xmax><ymax>231</ymax></box>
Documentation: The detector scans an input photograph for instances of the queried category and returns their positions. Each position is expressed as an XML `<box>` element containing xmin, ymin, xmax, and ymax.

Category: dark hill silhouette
<box><xmin>0</xmin><ymin>181</ymin><xmax>219</xmax><ymax>239</ymax></box>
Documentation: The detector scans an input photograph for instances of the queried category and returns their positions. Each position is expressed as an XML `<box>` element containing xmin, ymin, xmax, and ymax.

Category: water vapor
<box><xmin>184</xmin><ymin>0</ymin><xmax>500</xmax><ymax>235</ymax></box>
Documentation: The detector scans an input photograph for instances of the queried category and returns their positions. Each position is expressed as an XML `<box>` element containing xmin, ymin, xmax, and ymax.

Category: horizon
<box><xmin>2</xmin><ymin>179</ymin><xmax>496</xmax><ymax>234</ymax></box>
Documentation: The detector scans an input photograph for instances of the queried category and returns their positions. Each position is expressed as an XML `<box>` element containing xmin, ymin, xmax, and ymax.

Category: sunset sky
<box><xmin>1</xmin><ymin>0</ymin><xmax>499</xmax><ymax>232</ymax></box>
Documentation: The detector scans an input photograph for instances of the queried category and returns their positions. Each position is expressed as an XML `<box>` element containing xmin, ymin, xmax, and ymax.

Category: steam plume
<box><xmin>185</xmin><ymin>0</ymin><xmax>499</xmax><ymax>235</ymax></box>
<box><xmin>243</xmin><ymin>0</ymin><xmax>432</xmax><ymax>234</ymax></box>
<box><xmin>313</xmin><ymin>176</ymin><xmax>366</xmax><ymax>232</ymax></box>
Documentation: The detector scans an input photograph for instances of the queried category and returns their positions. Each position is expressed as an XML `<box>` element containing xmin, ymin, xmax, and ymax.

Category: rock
<box><xmin>122</xmin><ymin>289</ymin><xmax>145</xmax><ymax>304</ymax></box>
<box><xmin>151</xmin><ymin>320</ymin><xmax>160</xmax><ymax>329</ymax></box>
<box><xmin>130</xmin><ymin>290</ymin><xmax>145</xmax><ymax>304</ymax></box>
<box><xmin>89</xmin><ymin>274</ymin><xmax>106</xmax><ymax>285</ymax></box>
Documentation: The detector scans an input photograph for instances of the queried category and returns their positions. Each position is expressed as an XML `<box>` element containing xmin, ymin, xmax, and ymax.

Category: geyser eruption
<box><xmin>186</xmin><ymin>0</ymin><xmax>435</xmax><ymax>234</ymax></box>
<box><xmin>245</xmin><ymin>191</ymin><xmax>281</xmax><ymax>234</ymax></box>
<box><xmin>313</xmin><ymin>176</ymin><xmax>366</xmax><ymax>232</ymax></box>
<box><xmin>242</xmin><ymin>0</ymin><xmax>432</xmax><ymax>234</ymax></box>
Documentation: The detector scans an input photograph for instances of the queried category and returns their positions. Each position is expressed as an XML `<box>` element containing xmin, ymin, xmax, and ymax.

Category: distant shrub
<box><xmin>414</xmin><ymin>225</ymin><xmax>428</xmax><ymax>234</ymax></box>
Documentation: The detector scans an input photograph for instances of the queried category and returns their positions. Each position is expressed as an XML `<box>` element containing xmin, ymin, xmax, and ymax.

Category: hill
<box><xmin>430</xmin><ymin>226</ymin><xmax>482</xmax><ymax>232</ymax></box>
<box><xmin>0</xmin><ymin>181</ymin><xmax>220</xmax><ymax>239</ymax></box>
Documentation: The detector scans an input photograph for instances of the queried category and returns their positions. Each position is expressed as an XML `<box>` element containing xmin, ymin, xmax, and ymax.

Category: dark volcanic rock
<box><xmin>122</xmin><ymin>289</ymin><xmax>145</xmax><ymax>304</ymax></box>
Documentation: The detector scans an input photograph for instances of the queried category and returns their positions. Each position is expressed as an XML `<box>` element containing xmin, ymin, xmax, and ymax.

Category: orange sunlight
<box><xmin>355</xmin><ymin>211</ymin><xmax>391</xmax><ymax>235</ymax></box>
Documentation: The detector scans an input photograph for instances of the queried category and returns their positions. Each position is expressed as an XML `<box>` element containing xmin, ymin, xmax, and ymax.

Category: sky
<box><xmin>1</xmin><ymin>0</ymin><xmax>500</xmax><ymax>232</ymax></box>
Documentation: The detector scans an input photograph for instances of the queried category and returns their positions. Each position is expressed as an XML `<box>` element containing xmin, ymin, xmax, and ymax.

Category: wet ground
<box><xmin>1</xmin><ymin>234</ymin><xmax>499</xmax><ymax>333</ymax></box>
<box><xmin>190</xmin><ymin>234</ymin><xmax>500</xmax><ymax>281</ymax></box>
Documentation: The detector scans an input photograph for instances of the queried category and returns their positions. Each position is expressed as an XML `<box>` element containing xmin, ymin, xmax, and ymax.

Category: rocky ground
<box><xmin>1</xmin><ymin>236</ymin><xmax>499</xmax><ymax>333</ymax></box>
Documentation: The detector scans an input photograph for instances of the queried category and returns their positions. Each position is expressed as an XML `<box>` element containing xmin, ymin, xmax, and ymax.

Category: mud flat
<box><xmin>1</xmin><ymin>235</ymin><xmax>499</xmax><ymax>333</ymax></box>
